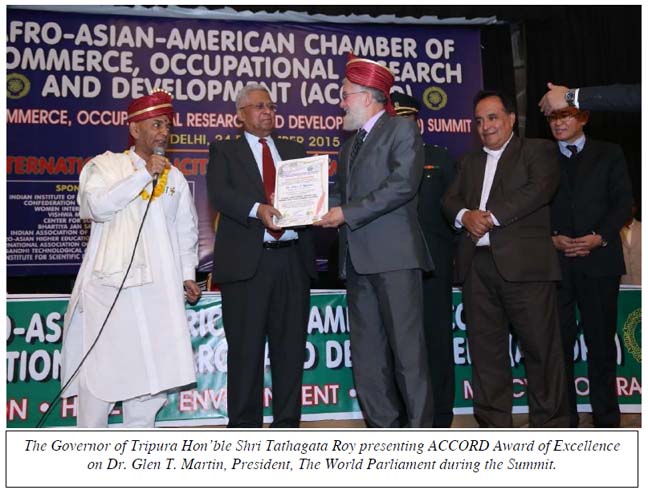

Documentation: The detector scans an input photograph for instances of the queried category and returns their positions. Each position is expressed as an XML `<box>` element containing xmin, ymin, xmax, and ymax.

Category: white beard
<box><xmin>342</xmin><ymin>108</ymin><xmax>366</xmax><ymax>131</ymax></box>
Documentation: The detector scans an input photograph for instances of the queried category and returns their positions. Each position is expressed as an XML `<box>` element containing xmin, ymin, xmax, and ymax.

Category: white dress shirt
<box><xmin>558</xmin><ymin>133</ymin><xmax>586</xmax><ymax>158</ymax></box>
<box><xmin>245</xmin><ymin>132</ymin><xmax>297</xmax><ymax>241</ymax></box>
<box><xmin>455</xmin><ymin>133</ymin><xmax>513</xmax><ymax>246</ymax></box>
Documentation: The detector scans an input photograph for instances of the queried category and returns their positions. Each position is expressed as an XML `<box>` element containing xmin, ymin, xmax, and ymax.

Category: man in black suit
<box><xmin>391</xmin><ymin>91</ymin><xmax>457</xmax><ymax>428</ymax></box>
<box><xmin>548</xmin><ymin>106</ymin><xmax>633</xmax><ymax>427</ymax></box>
<box><xmin>442</xmin><ymin>90</ymin><xmax>569</xmax><ymax>428</ymax></box>
<box><xmin>539</xmin><ymin>82</ymin><xmax>641</xmax><ymax>114</ymax></box>
<box><xmin>317</xmin><ymin>56</ymin><xmax>435</xmax><ymax>427</ymax></box>
<box><xmin>206</xmin><ymin>84</ymin><xmax>316</xmax><ymax>427</ymax></box>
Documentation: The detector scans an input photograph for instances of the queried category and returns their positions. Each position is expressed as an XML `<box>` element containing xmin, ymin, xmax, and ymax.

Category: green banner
<box><xmin>450</xmin><ymin>288</ymin><xmax>642</xmax><ymax>413</ymax></box>
<box><xmin>6</xmin><ymin>297</ymin><xmax>77</xmax><ymax>427</ymax></box>
<box><xmin>6</xmin><ymin>289</ymin><xmax>641</xmax><ymax>427</ymax></box>
<box><xmin>156</xmin><ymin>290</ymin><xmax>360</xmax><ymax>425</ymax></box>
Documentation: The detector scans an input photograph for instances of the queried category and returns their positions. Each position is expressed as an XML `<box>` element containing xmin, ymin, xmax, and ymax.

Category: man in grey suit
<box><xmin>442</xmin><ymin>90</ymin><xmax>569</xmax><ymax>427</ymax></box>
<box><xmin>316</xmin><ymin>55</ymin><xmax>435</xmax><ymax>427</ymax></box>
<box><xmin>391</xmin><ymin>91</ymin><xmax>457</xmax><ymax>428</ymax></box>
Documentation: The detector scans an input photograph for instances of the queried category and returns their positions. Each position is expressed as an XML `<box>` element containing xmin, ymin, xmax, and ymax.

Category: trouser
<box><xmin>77</xmin><ymin>376</ymin><xmax>167</xmax><ymax>428</ymax></box>
<box><xmin>221</xmin><ymin>244</ymin><xmax>310</xmax><ymax>428</ymax></box>
<box><xmin>557</xmin><ymin>268</ymin><xmax>621</xmax><ymax>427</ymax></box>
<box><xmin>422</xmin><ymin>236</ymin><xmax>455</xmax><ymax>427</ymax></box>
<box><xmin>463</xmin><ymin>248</ymin><xmax>569</xmax><ymax>427</ymax></box>
<box><xmin>346</xmin><ymin>261</ymin><xmax>435</xmax><ymax>428</ymax></box>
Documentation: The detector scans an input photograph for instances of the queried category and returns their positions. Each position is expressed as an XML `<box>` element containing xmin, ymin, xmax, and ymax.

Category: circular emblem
<box><xmin>622</xmin><ymin>308</ymin><xmax>641</xmax><ymax>363</ymax></box>
<box><xmin>422</xmin><ymin>86</ymin><xmax>448</xmax><ymax>111</ymax></box>
<box><xmin>7</xmin><ymin>73</ymin><xmax>30</xmax><ymax>99</ymax></box>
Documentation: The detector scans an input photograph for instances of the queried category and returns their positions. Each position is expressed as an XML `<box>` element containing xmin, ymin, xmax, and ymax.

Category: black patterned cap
<box><xmin>390</xmin><ymin>92</ymin><xmax>420</xmax><ymax>116</ymax></box>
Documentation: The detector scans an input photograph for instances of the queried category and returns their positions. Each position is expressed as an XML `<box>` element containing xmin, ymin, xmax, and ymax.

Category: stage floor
<box><xmin>301</xmin><ymin>413</ymin><xmax>642</xmax><ymax>428</ymax></box>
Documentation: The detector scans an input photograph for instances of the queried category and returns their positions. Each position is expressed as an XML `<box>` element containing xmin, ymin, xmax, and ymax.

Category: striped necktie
<box><xmin>349</xmin><ymin>128</ymin><xmax>367</xmax><ymax>167</ymax></box>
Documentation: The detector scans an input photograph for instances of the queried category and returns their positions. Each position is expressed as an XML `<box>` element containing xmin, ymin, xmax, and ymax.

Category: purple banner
<box><xmin>7</xmin><ymin>8</ymin><xmax>483</xmax><ymax>276</ymax></box>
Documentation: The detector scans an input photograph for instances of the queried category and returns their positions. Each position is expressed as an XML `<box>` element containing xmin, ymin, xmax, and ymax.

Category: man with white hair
<box><xmin>317</xmin><ymin>56</ymin><xmax>435</xmax><ymax>428</ymax></box>
<box><xmin>207</xmin><ymin>84</ymin><xmax>316</xmax><ymax>428</ymax></box>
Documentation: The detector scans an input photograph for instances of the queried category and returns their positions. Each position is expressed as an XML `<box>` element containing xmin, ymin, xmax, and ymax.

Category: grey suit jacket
<box><xmin>332</xmin><ymin>112</ymin><xmax>434</xmax><ymax>277</ymax></box>
<box><xmin>442</xmin><ymin>135</ymin><xmax>561</xmax><ymax>283</ymax></box>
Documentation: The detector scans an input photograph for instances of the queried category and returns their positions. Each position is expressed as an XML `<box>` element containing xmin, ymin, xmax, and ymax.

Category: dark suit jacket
<box><xmin>419</xmin><ymin>144</ymin><xmax>456</xmax><ymax>281</ymax></box>
<box><xmin>550</xmin><ymin>138</ymin><xmax>633</xmax><ymax>277</ymax></box>
<box><xmin>442</xmin><ymin>135</ymin><xmax>561</xmax><ymax>283</ymax></box>
<box><xmin>418</xmin><ymin>144</ymin><xmax>456</xmax><ymax>242</ymax></box>
<box><xmin>579</xmin><ymin>84</ymin><xmax>640</xmax><ymax>112</ymax></box>
<box><xmin>333</xmin><ymin>113</ymin><xmax>434</xmax><ymax>276</ymax></box>
<box><xmin>206</xmin><ymin>135</ymin><xmax>317</xmax><ymax>283</ymax></box>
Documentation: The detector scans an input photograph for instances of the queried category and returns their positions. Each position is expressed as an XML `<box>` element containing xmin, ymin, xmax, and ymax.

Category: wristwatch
<box><xmin>565</xmin><ymin>89</ymin><xmax>576</xmax><ymax>107</ymax></box>
<box><xmin>591</xmin><ymin>231</ymin><xmax>608</xmax><ymax>247</ymax></box>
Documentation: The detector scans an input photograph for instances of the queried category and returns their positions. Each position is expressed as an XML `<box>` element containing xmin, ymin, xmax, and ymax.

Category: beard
<box><xmin>342</xmin><ymin>107</ymin><xmax>366</xmax><ymax>131</ymax></box>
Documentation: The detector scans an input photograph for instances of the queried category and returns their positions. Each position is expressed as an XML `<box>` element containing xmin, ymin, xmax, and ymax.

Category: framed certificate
<box><xmin>273</xmin><ymin>154</ymin><xmax>329</xmax><ymax>228</ymax></box>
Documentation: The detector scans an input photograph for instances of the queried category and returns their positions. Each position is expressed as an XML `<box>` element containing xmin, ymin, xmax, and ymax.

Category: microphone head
<box><xmin>151</xmin><ymin>147</ymin><xmax>165</xmax><ymax>185</ymax></box>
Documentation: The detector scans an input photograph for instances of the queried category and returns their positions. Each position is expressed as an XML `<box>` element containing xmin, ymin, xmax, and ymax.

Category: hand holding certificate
<box><xmin>273</xmin><ymin>154</ymin><xmax>329</xmax><ymax>228</ymax></box>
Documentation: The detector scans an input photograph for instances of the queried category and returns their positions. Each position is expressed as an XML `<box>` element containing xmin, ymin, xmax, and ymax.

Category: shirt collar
<box><xmin>483</xmin><ymin>132</ymin><xmax>514</xmax><ymax>159</ymax></box>
<box><xmin>245</xmin><ymin>131</ymin><xmax>274</xmax><ymax>147</ymax></box>
<box><xmin>558</xmin><ymin>134</ymin><xmax>586</xmax><ymax>157</ymax></box>
<box><xmin>362</xmin><ymin>110</ymin><xmax>386</xmax><ymax>136</ymax></box>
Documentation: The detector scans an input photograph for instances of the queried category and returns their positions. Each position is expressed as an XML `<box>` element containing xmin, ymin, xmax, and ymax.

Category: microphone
<box><xmin>152</xmin><ymin>146</ymin><xmax>165</xmax><ymax>187</ymax></box>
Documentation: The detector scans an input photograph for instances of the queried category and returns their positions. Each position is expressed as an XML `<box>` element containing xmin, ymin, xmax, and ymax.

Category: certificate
<box><xmin>273</xmin><ymin>154</ymin><xmax>329</xmax><ymax>228</ymax></box>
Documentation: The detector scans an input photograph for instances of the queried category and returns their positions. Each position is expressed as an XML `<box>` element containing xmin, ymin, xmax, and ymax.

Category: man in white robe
<box><xmin>60</xmin><ymin>90</ymin><xmax>200</xmax><ymax>427</ymax></box>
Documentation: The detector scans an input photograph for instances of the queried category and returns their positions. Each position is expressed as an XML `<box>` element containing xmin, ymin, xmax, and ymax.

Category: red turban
<box><xmin>345</xmin><ymin>53</ymin><xmax>396</xmax><ymax>116</ymax></box>
<box><xmin>126</xmin><ymin>89</ymin><xmax>174</xmax><ymax>146</ymax></box>
<box><xmin>127</xmin><ymin>89</ymin><xmax>174</xmax><ymax>123</ymax></box>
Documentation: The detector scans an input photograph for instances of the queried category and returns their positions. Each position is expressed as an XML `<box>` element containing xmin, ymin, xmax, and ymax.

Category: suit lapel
<box><xmin>488</xmin><ymin>135</ymin><xmax>519</xmax><ymax>199</ymax></box>
<box><xmin>342</xmin><ymin>113</ymin><xmax>389</xmax><ymax>199</ymax></box>
<box><xmin>558</xmin><ymin>153</ymin><xmax>574</xmax><ymax>195</ymax></box>
<box><xmin>470</xmin><ymin>153</ymin><xmax>488</xmax><ymax>208</ymax></box>
<box><xmin>275</xmin><ymin>138</ymin><xmax>291</xmax><ymax>160</ymax></box>
<box><xmin>573</xmin><ymin>139</ymin><xmax>596</xmax><ymax>197</ymax></box>
<box><xmin>235</xmin><ymin>136</ymin><xmax>266</xmax><ymax>198</ymax></box>
<box><xmin>350</xmin><ymin>112</ymin><xmax>389</xmax><ymax>172</ymax></box>
<box><xmin>337</xmin><ymin>139</ymin><xmax>351</xmax><ymax>200</ymax></box>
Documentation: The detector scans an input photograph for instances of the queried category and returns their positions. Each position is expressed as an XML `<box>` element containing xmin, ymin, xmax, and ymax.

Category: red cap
<box><xmin>345</xmin><ymin>53</ymin><xmax>396</xmax><ymax>116</ymax></box>
<box><xmin>127</xmin><ymin>89</ymin><xmax>174</xmax><ymax>123</ymax></box>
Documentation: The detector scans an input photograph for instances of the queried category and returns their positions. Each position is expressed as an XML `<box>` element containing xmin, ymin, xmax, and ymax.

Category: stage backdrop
<box><xmin>6</xmin><ymin>288</ymin><xmax>641</xmax><ymax>427</ymax></box>
<box><xmin>6</xmin><ymin>8</ymin><xmax>482</xmax><ymax>276</ymax></box>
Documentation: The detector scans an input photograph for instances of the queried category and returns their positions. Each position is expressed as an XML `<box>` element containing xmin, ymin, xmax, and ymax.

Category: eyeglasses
<box><xmin>341</xmin><ymin>90</ymin><xmax>367</xmax><ymax>101</ymax></box>
<box><xmin>239</xmin><ymin>102</ymin><xmax>278</xmax><ymax>112</ymax></box>
<box><xmin>546</xmin><ymin>111</ymin><xmax>578</xmax><ymax>122</ymax></box>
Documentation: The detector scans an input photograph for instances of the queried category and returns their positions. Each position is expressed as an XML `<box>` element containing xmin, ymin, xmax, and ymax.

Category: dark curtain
<box><xmin>525</xmin><ymin>5</ymin><xmax>641</xmax><ymax>218</ymax></box>
<box><xmin>481</xmin><ymin>24</ymin><xmax>517</xmax><ymax>130</ymax></box>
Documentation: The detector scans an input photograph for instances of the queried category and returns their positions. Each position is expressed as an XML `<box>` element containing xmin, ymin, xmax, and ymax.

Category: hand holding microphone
<box><xmin>148</xmin><ymin>146</ymin><xmax>167</xmax><ymax>187</ymax></box>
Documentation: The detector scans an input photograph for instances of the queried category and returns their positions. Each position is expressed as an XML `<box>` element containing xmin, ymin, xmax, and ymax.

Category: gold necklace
<box><xmin>140</xmin><ymin>166</ymin><xmax>169</xmax><ymax>201</ymax></box>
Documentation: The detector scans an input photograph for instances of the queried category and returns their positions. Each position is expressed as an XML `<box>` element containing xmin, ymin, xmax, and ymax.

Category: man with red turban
<box><xmin>316</xmin><ymin>55</ymin><xmax>435</xmax><ymax>427</ymax></box>
<box><xmin>60</xmin><ymin>90</ymin><xmax>201</xmax><ymax>427</ymax></box>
